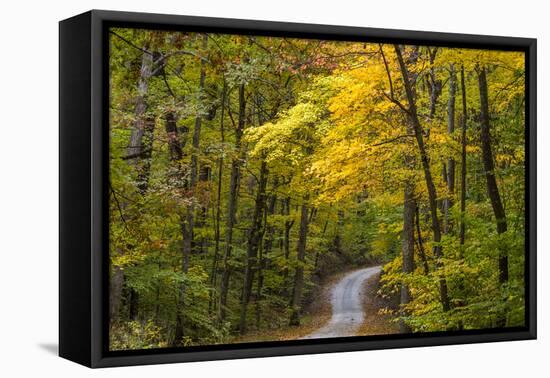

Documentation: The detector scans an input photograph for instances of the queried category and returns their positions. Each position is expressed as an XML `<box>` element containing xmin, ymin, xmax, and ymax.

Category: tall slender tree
<box><xmin>219</xmin><ymin>83</ymin><xmax>246</xmax><ymax>322</ymax></box>
<box><xmin>209</xmin><ymin>81</ymin><xmax>227</xmax><ymax>313</ymax></box>
<box><xmin>459</xmin><ymin>66</ymin><xmax>468</xmax><ymax>248</ymax></box>
<box><xmin>399</xmin><ymin>184</ymin><xmax>415</xmax><ymax>333</ymax></box>
<box><xmin>443</xmin><ymin>64</ymin><xmax>457</xmax><ymax>233</ymax></box>
<box><xmin>477</xmin><ymin>66</ymin><xmax>508</xmax><ymax>327</ymax></box>
<box><xmin>113</xmin><ymin>42</ymin><xmax>156</xmax><ymax>323</ymax></box>
<box><xmin>289</xmin><ymin>200</ymin><xmax>310</xmax><ymax>326</ymax></box>
<box><xmin>394</xmin><ymin>45</ymin><xmax>451</xmax><ymax>312</ymax></box>
<box><xmin>239</xmin><ymin>160</ymin><xmax>268</xmax><ymax>333</ymax></box>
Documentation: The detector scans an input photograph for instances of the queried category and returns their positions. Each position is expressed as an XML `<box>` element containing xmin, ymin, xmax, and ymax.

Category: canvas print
<box><xmin>108</xmin><ymin>27</ymin><xmax>526</xmax><ymax>351</ymax></box>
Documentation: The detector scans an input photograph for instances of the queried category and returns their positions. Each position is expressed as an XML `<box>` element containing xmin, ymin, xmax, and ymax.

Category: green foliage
<box><xmin>110</xmin><ymin>320</ymin><xmax>167</xmax><ymax>350</ymax></box>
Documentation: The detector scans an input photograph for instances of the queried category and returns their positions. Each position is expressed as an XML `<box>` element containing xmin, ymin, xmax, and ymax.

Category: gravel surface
<box><xmin>302</xmin><ymin>266</ymin><xmax>382</xmax><ymax>339</ymax></box>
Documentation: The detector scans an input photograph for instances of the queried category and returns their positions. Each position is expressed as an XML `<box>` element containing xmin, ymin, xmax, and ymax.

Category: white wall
<box><xmin>0</xmin><ymin>0</ymin><xmax>546</xmax><ymax>376</ymax></box>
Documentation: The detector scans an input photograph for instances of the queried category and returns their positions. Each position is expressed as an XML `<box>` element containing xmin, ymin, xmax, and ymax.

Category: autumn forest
<box><xmin>108</xmin><ymin>27</ymin><xmax>526</xmax><ymax>350</ymax></box>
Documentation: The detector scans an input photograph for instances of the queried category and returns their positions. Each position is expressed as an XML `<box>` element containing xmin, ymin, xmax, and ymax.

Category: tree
<box><xmin>443</xmin><ymin>64</ymin><xmax>457</xmax><ymax>233</ymax></box>
<box><xmin>239</xmin><ymin>160</ymin><xmax>268</xmax><ymax>333</ymax></box>
<box><xmin>477</xmin><ymin>66</ymin><xmax>509</xmax><ymax>327</ymax></box>
<box><xmin>459</xmin><ymin>65</ymin><xmax>468</xmax><ymax>249</ymax></box>
<box><xmin>289</xmin><ymin>201</ymin><xmax>310</xmax><ymax>326</ymax></box>
<box><xmin>112</xmin><ymin>35</ymin><xmax>156</xmax><ymax>323</ymax></box>
<box><xmin>393</xmin><ymin>45</ymin><xmax>451</xmax><ymax>313</ymax></box>
<box><xmin>164</xmin><ymin>111</ymin><xmax>189</xmax><ymax>346</ymax></box>
<box><xmin>399</xmin><ymin>184</ymin><xmax>415</xmax><ymax>333</ymax></box>
<box><xmin>219</xmin><ymin>82</ymin><xmax>246</xmax><ymax>322</ymax></box>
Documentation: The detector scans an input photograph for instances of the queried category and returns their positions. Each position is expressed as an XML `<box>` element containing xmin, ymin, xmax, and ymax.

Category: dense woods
<box><xmin>108</xmin><ymin>28</ymin><xmax>526</xmax><ymax>350</ymax></box>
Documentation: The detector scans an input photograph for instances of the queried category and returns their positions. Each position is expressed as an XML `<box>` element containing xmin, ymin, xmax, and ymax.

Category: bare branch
<box><xmin>379</xmin><ymin>44</ymin><xmax>410</xmax><ymax>115</ymax></box>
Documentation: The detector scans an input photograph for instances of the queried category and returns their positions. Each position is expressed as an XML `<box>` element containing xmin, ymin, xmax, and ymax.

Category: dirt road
<box><xmin>302</xmin><ymin>266</ymin><xmax>382</xmax><ymax>339</ymax></box>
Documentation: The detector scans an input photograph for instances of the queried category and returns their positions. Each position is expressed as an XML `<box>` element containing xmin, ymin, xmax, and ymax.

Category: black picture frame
<box><xmin>59</xmin><ymin>9</ymin><xmax>537</xmax><ymax>368</ymax></box>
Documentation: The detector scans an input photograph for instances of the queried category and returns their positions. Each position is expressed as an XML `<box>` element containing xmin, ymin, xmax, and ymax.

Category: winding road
<box><xmin>302</xmin><ymin>266</ymin><xmax>382</xmax><ymax>339</ymax></box>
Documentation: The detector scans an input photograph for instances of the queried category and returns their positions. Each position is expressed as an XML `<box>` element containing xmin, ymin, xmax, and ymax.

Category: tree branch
<box><xmin>109</xmin><ymin>185</ymin><xmax>133</xmax><ymax>235</ymax></box>
<box><xmin>379</xmin><ymin>44</ymin><xmax>410</xmax><ymax>115</ymax></box>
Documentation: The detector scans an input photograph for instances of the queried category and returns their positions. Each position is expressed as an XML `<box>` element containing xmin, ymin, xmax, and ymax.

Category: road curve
<box><xmin>302</xmin><ymin>266</ymin><xmax>382</xmax><ymax>339</ymax></box>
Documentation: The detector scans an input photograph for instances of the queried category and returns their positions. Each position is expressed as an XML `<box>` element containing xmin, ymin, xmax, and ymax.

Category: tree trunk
<box><xmin>255</xmin><ymin>182</ymin><xmax>277</xmax><ymax>328</ymax></box>
<box><xmin>109</xmin><ymin>265</ymin><xmax>124</xmax><ymax>323</ymax></box>
<box><xmin>478</xmin><ymin>66</ymin><xmax>508</xmax><ymax>279</ymax></box>
<box><xmin>175</xmin><ymin>38</ymin><xmax>210</xmax><ymax>343</ymax></box>
<box><xmin>443</xmin><ymin>64</ymin><xmax>457</xmax><ymax>233</ymax></box>
<box><xmin>197</xmin><ymin>165</ymin><xmax>211</xmax><ymax>254</ymax></box>
<box><xmin>427</xmin><ymin>47</ymin><xmax>442</xmax><ymax>119</ymax></box>
<box><xmin>127</xmin><ymin>48</ymin><xmax>153</xmax><ymax>159</ymax></box>
<box><xmin>394</xmin><ymin>45</ymin><xmax>450</xmax><ymax>312</ymax></box>
<box><xmin>400</xmin><ymin>184</ymin><xmax>415</xmax><ymax>333</ymax></box>
<box><xmin>128</xmin><ymin>48</ymin><xmax>155</xmax><ymax>194</ymax></box>
<box><xmin>219</xmin><ymin>83</ymin><xmax>246</xmax><ymax>322</ymax></box>
<box><xmin>163</xmin><ymin>112</ymin><xmax>192</xmax><ymax>346</ymax></box>
<box><xmin>120</xmin><ymin>46</ymin><xmax>155</xmax><ymax>323</ymax></box>
<box><xmin>239</xmin><ymin>161</ymin><xmax>268</xmax><ymax>333</ymax></box>
<box><xmin>455</xmin><ymin>65</ymin><xmax>469</xmax><ymax>329</ymax></box>
<box><xmin>134</xmin><ymin>117</ymin><xmax>155</xmax><ymax>195</ymax></box>
<box><xmin>459</xmin><ymin>66</ymin><xmax>468</xmax><ymax>248</ymax></box>
<box><xmin>185</xmin><ymin>33</ymin><xmax>208</xmax><ymax>260</ymax></box>
<box><xmin>477</xmin><ymin>66</ymin><xmax>508</xmax><ymax>327</ymax></box>
<box><xmin>415</xmin><ymin>205</ymin><xmax>430</xmax><ymax>275</ymax></box>
<box><xmin>332</xmin><ymin>210</ymin><xmax>344</xmax><ymax>255</ymax></box>
<box><xmin>209</xmin><ymin>81</ymin><xmax>226</xmax><ymax>313</ymax></box>
<box><xmin>174</xmin><ymin>218</ymin><xmax>191</xmax><ymax>345</ymax></box>
<box><xmin>289</xmin><ymin>201</ymin><xmax>309</xmax><ymax>326</ymax></box>
<box><xmin>282</xmin><ymin>197</ymin><xmax>295</xmax><ymax>296</ymax></box>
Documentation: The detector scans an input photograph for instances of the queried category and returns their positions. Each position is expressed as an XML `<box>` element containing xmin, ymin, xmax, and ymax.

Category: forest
<box><xmin>108</xmin><ymin>27</ymin><xmax>526</xmax><ymax>350</ymax></box>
